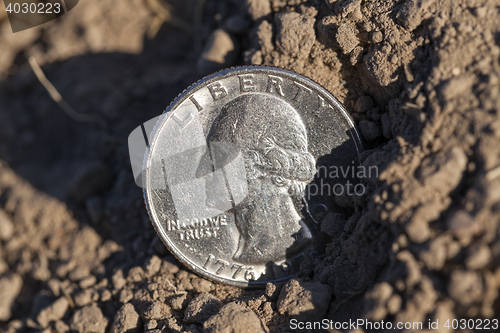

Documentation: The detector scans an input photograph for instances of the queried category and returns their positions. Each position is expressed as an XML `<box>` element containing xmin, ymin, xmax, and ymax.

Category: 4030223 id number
<box><xmin>444</xmin><ymin>318</ymin><xmax>498</xmax><ymax>330</ymax></box>
<box><xmin>6</xmin><ymin>2</ymin><xmax>61</xmax><ymax>14</ymax></box>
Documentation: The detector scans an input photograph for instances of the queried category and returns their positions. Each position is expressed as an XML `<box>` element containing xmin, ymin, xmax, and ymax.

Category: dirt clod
<box><xmin>0</xmin><ymin>210</ymin><xmax>14</xmax><ymax>241</ymax></box>
<box><xmin>275</xmin><ymin>12</ymin><xmax>316</xmax><ymax>60</ymax></box>
<box><xmin>359</xmin><ymin>119</ymin><xmax>381</xmax><ymax>141</ymax></box>
<box><xmin>111</xmin><ymin>303</ymin><xmax>141</xmax><ymax>333</ymax></box>
<box><xmin>197</xmin><ymin>29</ymin><xmax>239</xmax><ymax>76</ymax></box>
<box><xmin>204</xmin><ymin>302</ymin><xmax>269</xmax><ymax>333</ymax></box>
<box><xmin>184</xmin><ymin>293</ymin><xmax>222</xmax><ymax>324</ymax></box>
<box><xmin>336</xmin><ymin>24</ymin><xmax>359</xmax><ymax>54</ymax></box>
<box><xmin>277</xmin><ymin>279</ymin><xmax>332</xmax><ymax>321</ymax></box>
<box><xmin>245</xmin><ymin>0</ymin><xmax>271</xmax><ymax>21</ymax></box>
<box><xmin>0</xmin><ymin>274</ymin><xmax>23</xmax><ymax>321</ymax></box>
<box><xmin>35</xmin><ymin>297</ymin><xmax>69</xmax><ymax>328</ymax></box>
<box><xmin>69</xmin><ymin>305</ymin><xmax>108</xmax><ymax>333</ymax></box>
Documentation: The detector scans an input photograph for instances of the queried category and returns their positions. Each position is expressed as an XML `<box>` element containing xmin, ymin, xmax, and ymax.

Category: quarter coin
<box><xmin>143</xmin><ymin>66</ymin><xmax>362</xmax><ymax>287</ymax></box>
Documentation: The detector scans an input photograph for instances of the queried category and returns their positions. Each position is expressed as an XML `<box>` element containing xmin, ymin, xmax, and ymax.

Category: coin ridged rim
<box><xmin>143</xmin><ymin>65</ymin><xmax>363</xmax><ymax>288</ymax></box>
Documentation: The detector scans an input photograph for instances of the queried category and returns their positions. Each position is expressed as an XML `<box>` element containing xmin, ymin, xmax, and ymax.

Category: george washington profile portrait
<box><xmin>200</xmin><ymin>93</ymin><xmax>317</xmax><ymax>264</ymax></box>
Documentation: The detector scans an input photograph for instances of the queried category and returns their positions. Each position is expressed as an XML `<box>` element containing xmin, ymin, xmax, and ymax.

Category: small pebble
<box><xmin>204</xmin><ymin>302</ymin><xmax>268</xmax><ymax>333</ymax></box>
<box><xmin>161</xmin><ymin>259</ymin><xmax>180</xmax><ymax>275</ymax></box>
<box><xmin>36</xmin><ymin>297</ymin><xmax>69</xmax><ymax>328</ymax></box>
<box><xmin>184</xmin><ymin>293</ymin><xmax>222</xmax><ymax>324</ymax></box>
<box><xmin>79</xmin><ymin>276</ymin><xmax>96</xmax><ymax>289</ymax></box>
<box><xmin>112</xmin><ymin>269</ymin><xmax>126</xmax><ymax>290</ymax></box>
<box><xmin>0</xmin><ymin>210</ymin><xmax>14</xmax><ymax>240</ymax></box>
<box><xmin>100</xmin><ymin>289</ymin><xmax>112</xmax><ymax>302</ymax></box>
<box><xmin>278</xmin><ymin>279</ymin><xmax>331</xmax><ymax>321</ymax></box>
<box><xmin>146</xmin><ymin>319</ymin><xmax>157</xmax><ymax>330</ymax></box>
<box><xmin>355</xmin><ymin>95</ymin><xmax>375</xmax><ymax>113</ymax></box>
<box><xmin>70</xmin><ymin>305</ymin><xmax>108</xmax><ymax>333</ymax></box>
<box><xmin>359</xmin><ymin>120</ymin><xmax>381</xmax><ymax>141</ymax></box>
<box><xmin>127</xmin><ymin>266</ymin><xmax>145</xmax><ymax>283</ymax></box>
<box><xmin>197</xmin><ymin>29</ymin><xmax>238</xmax><ymax>76</ymax></box>
<box><xmin>144</xmin><ymin>255</ymin><xmax>162</xmax><ymax>278</ymax></box>
<box><xmin>119</xmin><ymin>288</ymin><xmax>134</xmax><ymax>304</ymax></box>
<box><xmin>265</xmin><ymin>283</ymin><xmax>279</xmax><ymax>300</ymax></box>
<box><xmin>465</xmin><ymin>244</ymin><xmax>491</xmax><ymax>270</ymax></box>
<box><xmin>336</xmin><ymin>24</ymin><xmax>359</xmax><ymax>54</ymax></box>
<box><xmin>371</xmin><ymin>30</ymin><xmax>383</xmax><ymax>43</ymax></box>
<box><xmin>110</xmin><ymin>303</ymin><xmax>140</xmax><ymax>333</ymax></box>
<box><xmin>245</xmin><ymin>0</ymin><xmax>271</xmax><ymax>21</ymax></box>
<box><xmin>74</xmin><ymin>289</ymin><xmax>93</xmax><ymax>307</ymax></box>
<box><xmin>47</xmin><ymin>279</ymin><xmax>61</xmax><ymax>297</ymax></box>
<box><xmin>0</xmin><ymin>274</ymin><xmax>23</xmax><ymax>321</ymax></box>
<box><xmin>167</xmin><ymin>292</ymin><xmax>188</xmax><ymax>311</ymax></box>
<box><xmin>144</xmin><ymin>302</ymin><xmax>170</xmax><ymax>320</ymax></box>
<box><xmin>192</xmin><ymin>278</ymin><xmax>214</xmax><ymax>293</ymax></box>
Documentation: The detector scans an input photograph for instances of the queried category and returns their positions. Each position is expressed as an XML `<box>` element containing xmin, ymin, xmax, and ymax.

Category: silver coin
<box><xmin>143</xmin><ymin>66</ymin><xmax>362</xmax><ymax>287</ymax></box>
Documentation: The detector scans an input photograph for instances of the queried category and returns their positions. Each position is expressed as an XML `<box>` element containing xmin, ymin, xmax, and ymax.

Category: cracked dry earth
<box><xmin>0</xmin><ymin>0</ymin><xmax>500</xmax><ymax>332</ymax></box>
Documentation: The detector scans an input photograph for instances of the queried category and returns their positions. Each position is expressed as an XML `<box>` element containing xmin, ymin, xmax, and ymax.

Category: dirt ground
<box><xmin>0</xmin><ymin>0</ymin><xmax>499</xmax><ymax>332</ymax></box>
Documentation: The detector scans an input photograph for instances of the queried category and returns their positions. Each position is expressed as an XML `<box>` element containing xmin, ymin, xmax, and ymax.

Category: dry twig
<box><xmin>28</xmin><ymin>56</ymin><xmax>98</xmax><ymax>123</ymax></box>
<box><xmin>146</xmin><ymin>0</ymin><xmax>192</xmax><ymax>38</ymax></box>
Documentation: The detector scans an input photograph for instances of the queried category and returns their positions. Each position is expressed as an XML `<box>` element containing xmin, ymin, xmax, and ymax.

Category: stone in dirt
<box><xmin>36</xmin><ymin>297</ymin><xmax>69</xmax><ymax>328</ymax></box>
<box><xmin>191</xmin><ymin>278</ymin><xmax>214</xmax><ymax>293</ymax></box>
<box><xmin>277</xmin><ymin>279</ymin><xmax>332</xmax><ymax>321</ymax></box>
<box><xmin>245</xmin><ymin>0</ymin><xmax>271</xmax><ymax>21</ymax></box>
<box><xmin>204</xmin><ymin>302</ymin><xmax>269</xmax><ymax>333</ymax></box>
<box><xmin>355</xmin><ymin>96</ymin><xmax>375</xmax><ymax>113</ymax></box>
<box><xmin>255</xmin><ymin>20</ymin><xmax>274</xmax><ymax>55</ymax></box>
<box><xmin>396</xmin><ymin>0</ymin><xmax>437</xmax><ymax>31</ymax></box>
<box><xmin>54</xmin><ymin>320</ymin><xmax>70</xmax><ymax>333</ymax></box>
<box><xmin>265</xmin><ymin>283</ymin><xmax>280</xmax><ymax>301</ymax></box>
<box><xmin>111</xmin><ymin>303</ymin><xmax>141</xmax><ymax>333</ymax></box>
<box><xmin>184</xmin><ymin>293</ymin><xmax>222</xmax><ymax>324</ymax></box>
<box><xmin>419</xmin><ymin>146</ymin><xmax>467</xmax><ymax>195</ymax></box>
<box><xmin>144</xmin><ymin>301</ymin><xmax>170</xmax><ymax>320</ymax></box>
<box><xmin>74</xmin><ymin>289</ymin><xmax>93</xmax><ymax>307</ymax></box>
<box><xmin>127</xmin><ymin>266</ymin><xmax>145</xmax><ymax>283</ymax></box>
<box><xmin>168</xmin><ymin>292</ymin><xmax>188</xmax><ymax>311</ymax></box>
<box><xmin>144</xmin><ymin>255</ymin><xmax>162</xmax><ymax>277</ymax></box>
<box><xmin>161</xmin><ymin>259</ymin><xmax>180</xmax><ymax>275</ymax></box>
<box><xmin>465</xmin><ymin>244</ymin><xmax>492</xmax><ymax>270</ymax></box>
<box><xmin>447</xmin><ymin>211</ymin><xmax>480</xmax><ymax>244</ymax></box>
<box><xmin>0</xmin><ymin>274</ymin><xmax>23</xmax><ymax>321</ymax></box>
<box><xmin>0</xmin><ymin>209</ymin><xmax>14</xmax><ymax>240</ymax></box>
<box><xmin>448</xmin><ymin>270</ymin><xmax>483</xmax><ymax>307</ymax></box>
<box><xmin>69</xmin><ymin>305</ymin><xmax>108</xmax><ymax>333</ymax></box>
<box><xmin>79</xmin><ymin>275</ymin><xmax>96</xmax><ymax>289</ymax></box>
<box><xmin>112</xmin><ymin>269</ymin><xmax>127</xmax><ymax>290</ymax></box>
<box><xmin>197</xmin><ymin>29</ymin><xmax>239</xmax><ymax>76</ymax></box>
<box><xmin>275</xmin><ymin>12</ymin><xmax>316</xmax><ymax>60</ymax></box>
<box><xmin>336</xmin><ymin>24</ymin><xmax>359</xmax><ymax>54</ymax></box>
<box><xmin>359</xmin><ymin>120</ymin><xmax>381</xmax><ymax>141</ymax></box>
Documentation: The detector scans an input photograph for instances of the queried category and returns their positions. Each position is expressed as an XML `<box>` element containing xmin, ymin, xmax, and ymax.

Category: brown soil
<box><xmin>0</xmin><ymin>0</ymin><xmax>499</xmax><ymax>332</ymax></box>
